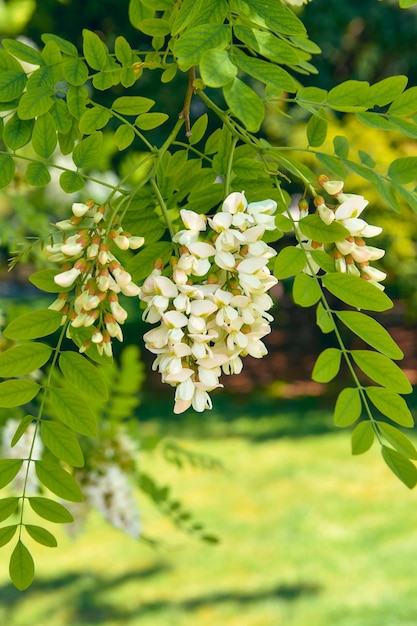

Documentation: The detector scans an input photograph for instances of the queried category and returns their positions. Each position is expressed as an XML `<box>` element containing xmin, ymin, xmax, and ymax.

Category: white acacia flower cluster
<box><xmin>1</xmin><ymin>419</ymin><xmax>43</xmax><ymax>495</ymax></box>
<box><xmin>66</xmin><ymin>429</ymin><xmax>141</xmax><ymax>538</ymax></box>
<box><xmin>298</xmin><ymin>177</ymin><xmax>386</xmax><ymax>289</ymax></box>
<box><xmin>48</xmin><ymin>201</ymin><xmax>144</xmax><ymax>356</ymax></box>
<box><xmin>139</xmin><ymin>191</ymin><xmax>278</xmax><ymax>414</ymax></box>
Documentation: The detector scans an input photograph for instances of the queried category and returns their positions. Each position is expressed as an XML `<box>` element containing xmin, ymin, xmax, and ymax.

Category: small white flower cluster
<box><xmin>139</xmin><ymin>191</ymin><xmax>278</xmax><ymax>414</ymax></box>
<box><xmin>1</xmin><ymin>419</ymin><xmax>43</xmax><ymax>495</ymax></box>
<box><xmin>48</xmin><ymin>201</ymin><xmax>144</xmax><ymax>356</ymax></box>
<box><xmin>297</xmin><ymin>177</ymin><xmax>386</xmax><ymax>289</ymax></box>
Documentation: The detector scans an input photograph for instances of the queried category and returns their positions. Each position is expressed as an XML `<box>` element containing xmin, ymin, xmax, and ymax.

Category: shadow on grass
<box><xmin>0</xmin><ymin>564</ymin><xmax>321</xmax><ymax>622</ymax></box>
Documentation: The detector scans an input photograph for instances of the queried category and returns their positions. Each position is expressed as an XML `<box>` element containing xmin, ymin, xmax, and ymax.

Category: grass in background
<box><xmin>1</xmin><ymin>396</ymin><xmax>417</xmax><ymax>626</ymax></box>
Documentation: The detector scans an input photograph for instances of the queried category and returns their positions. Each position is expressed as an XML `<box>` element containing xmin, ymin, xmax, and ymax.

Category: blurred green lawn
<box><xmin>1</xmin><ymin>396</ymin><xmax>417</xmax><ymax>626</ymax></box>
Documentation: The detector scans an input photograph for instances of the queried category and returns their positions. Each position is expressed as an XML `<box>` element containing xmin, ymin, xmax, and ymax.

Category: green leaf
<box><xmin>9</xmin><ymin>541</ymin><xmax>35</xmax><ymax>590</ymax></box>
<box><xmin>3</xmin><ymin>309</ymin><xmax>62</xmax><ymax>340</ymax></box>
<box><xmin>136</xmin><ymin>18</ymin><xmax>170</xmax><ymax>36</ymax></box>
<box><xmin>0</xmin><ymin>498</ymin><xmax>19</xmax><ymax>522</ymax></box>
<box><xmin>327</xmin><ymin>80</ymin><xmax>371</xmax><ymax>112</ymax></box>
<box><xmin>3</xmin><ymin>114</ymin><xmax>34</xmax><ymax>149</ymax></box>
<box><xmin>63</xmin><ymin>58</ymin><xmax>89</xmax><ymax>86</ymax></box>
<box><xmin>82</xmin><ymin>29</ymin><xmax>108</xmax><ymax>70</ymax></box>
<box><xmin>365</xmin><ymin>387</ymin><xmax>414</xmax><ymax>427</ymax></box>
<box><xmin>351</xmin><ymin>420</ymin><xmax>374</xmax><ymax>455</ymax></box>
<box><xmin>234</xmin><ymin>26</ymin><xmax>300</xmax><ymax>65</ymax></box>
<box><xmin>335</xmin><ymin>311</ymin><xmax>403</xmax><ymax>359</ymax></box>
<box><xmin>0</xmin><ymin>380</ymin><xmax>40</xmax><ymax>408</ymax></box>
<box><xmin>112</xmin><ymin>95</ymin><xmax>154</xmax><ymax>115</ymax></box>
<box><xmin>114</xmin><ymin>125</ymin><xmax>135</xmax><ymax>151</ymax></box>
<box><xmin>0</xmin><ymin>70</ymin><xmax>27</xmax><ymax>102</ymax></box>
<box><xmin>316</xmin><ymin>301</ymin><xmax>335</xmax><ymax>334</ymax></box>
<box><xmin>2</xmin><ymin>38</ymin><xmax>44</xmax><ymax>65</ymax></box>
<box><xmin>41</xmin><ymin>421</ymin><xmax>84</xmax><ymax>468</ymax></box>
<box><xmin>41</xmin><ymin>33</ymin><xmax>78</xmax><ymax>57</ymax></box>
<box><xmin>200</xmin><ymin>49</ymin><xmax>237</xmax><ymax>88</ymax></box>
<box><xmin>25</xmin><ymin>162</ymin><xmax>51</xmax><ymax>188</ymax></box>
<box><xmin>135</xmin><ymin>112</ymin><xmax>169</xmax><ymax>130</ymax></box>
<box><xmin>73</xmin><ymin>132</ymin><xmax>103</xmax><ymax>168</ymax></box>
<box><xmin>128</xmin><ymin>0</ymin><xmax>154</xmax><ymax>28</ymax></box>
<box><xmin>0</xmin><ymin>153</ymin><xmax>15</xmax><ymax>189</ymax></box>
<box><xmin>292</xmin><ymin>273</ymin><xmax>321</xmax><ymax>307</ymax></box>
<box><xmin>237</xmin><ymin>0</ymin><xmax>306</xmax><ymax>36</ymax></box>
<box><xmin>316</xmin><ymin>153</ymin><xmax>346</xmax><ymax>179</ymax></box>
<box><xmin>91</xmin><ymin>62</ymin><xmax>122</xmax><ymax>91</ymax></box>
<box><xmin>29</xmin><ymin>497</ymin><xmax>73</xmax><ymax>523</ymax></box>
<box><xmin>161</xmin><ymin>65</ymin><xmax>177</xmax><ymax>84</ymax></box>
<box><xmin>32</xmin><ymin>112</ymin><xmax>57</xmax><ymax>158</ymax></box>
<box><xmin>35</xmin><ymin>460</ymin><xmax>83</xmax><ymax>502</ymax></box>
<box><xmin>11</xmin><ymin>415</ymin><xmax>34</xmax><ymax>447</ymax></box>
<box><xmin>321</xmin><ymin>274</ymin><xmax>392</xmax><ymax>312</ymax></box>
<box><xmin>66</xmin><ymin>85</ymin><xmax>88</xmax><ymax>120</ymax></box>
<box><xmin>235</xmin><ymin>54</ymin><xmax>296</xmax><ymax>93</ymax></box>
<box><xmin>355</xmin><ymin>112</ymin><xmax>393</xmax><ymax>131</ymax></box>
<box><xmin>334</xmin><ymin>388</ymin><xmax>362</xmax><ymax>427</ymax></box>
<box><xmin>307</xmin><ymin>110</ymin><xmax>327</xmax><ymax>147</ymax></box>
<box><xmin>388</xmin><ymin>157</ymin><xmax>417</xmax><ymax>184</ymax></box>
<box><xmin>59</xmin><ymin>351</ymin><xmax>108</xmax><ymax>401</ymax></box>
<box><xmin>0</xmin><ymin>343</ymin><xmax>52</xmax><ymax>377</ymax></box>
<box><xmin>299</xmin><ymin>214</ymin><xmax>350</xmax><ymax>243</ymax></box>
<box><xmin>126</xmin><ymin>242</ymin><xmax>173</xmax><ymax>282</ymax></box>
<box><xmin>115</xmin><ymin>36</ymin><xmax>133</xmax><ymax>65</ymax></box>
<box><xmin>25</xmin><ymin>525</ymin><xmax>57</xmax><ymax>548</ymax></box>
<box><xmin>48</xmin><ymin>387</ymin><xmax>98</xmax><ymax>436</ymax></box>
<box><xmin>274</xmin><ymin>246</ymin><xmax>307</xmax><ymax>279</ymax></box>
<box><xmin>399</xmin><ymin>0</ymin><xmax>417</xmax><ymax>6</ymax></box>
<box><xmin>223</xmin><ymin>78</ymin><xmax>264</xmax><ymax>132</ymax></box>
<box><xmin>59</xmin><ymin>171</ymin><xmax>85</xmax><ymax>193</ymax></box>
<box><xmin>41</xmin><ymin>40</ymin><xmax>62</xmax><ymax>66</ymax></box>
<box><xmin>312</xmin><ymin>348</ymin><xmax>341</xmax><ymax>383</ymax></box>
<box><xmin>367</xmin><ymin>75</ymin><xmax>408</xmax><ymax>107</ymax></box>
<box><xmin>351</xmin><ymin>350</ymin><xmax>412</xmax><ymax>394</ymax></box>
<box><xmin>0</xmin><ymin>526</ymin><xmax>17</xmax><ymax>548</ymax></box>
<box><xmin>173</xmin><ymin>25</ymin><xmax>229</xmax><ymax>71</ymax></box>
<box><xmin>189</xmin><ymin>114</ymin><xmax>208</xmax><ymax>146</ymax></box>
<box><xmin>381</xmin><ymin>446</ymin><xmax>417</xmax><ymax>488</ymax></box>
<box><xmin>0</xmin><ymin>460</ymin><xmax>23</xmax><ymax>489</ymax></box>
<box><xmin>378</xmin><ymin>423</ymin><xmax>417</xmax><ymax>460</ymax></box>
<box><xmin>309</xmin><ymin>250</ymin><xmax>335</xmax><ymax>273</ymax></box>
<box><xmin>50</xmin><ymin>100</ymin><xmax>72</xmax><ymax>134</ymax></box>
<box><xmin>17</xmin><ymin>87</ymin><xmax>53</xmax><ymax>120</ymax></box>
<box><xmin>388</xmin><ymin>86</ymin><xmax>417</xmax><ymax>115</ymax></box>
<box><xmin>358</xmin><ymin>150</ymin><xmax>376</xmax><ymax>168</ymax></box>
<box><xmin>79</xmin><ymin>107</ymin><xmax>111</xmax><ymax>134</ymax></box>
<box><xmin>391</xmin><ymin>181</ymin><xmax>417</xmax><ymax>214</ymax></box>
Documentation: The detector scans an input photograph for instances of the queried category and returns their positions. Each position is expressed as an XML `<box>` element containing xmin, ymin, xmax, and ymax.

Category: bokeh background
<box><xmin>1</xmin><ymin>1</ymin><xmax>417</xmax><ymax>624</ymax></box>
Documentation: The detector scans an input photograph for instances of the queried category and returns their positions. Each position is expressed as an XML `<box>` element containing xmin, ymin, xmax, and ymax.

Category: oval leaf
<box><xmin>299</xmin><ymin>214</ymin><xmax>350</xmax><ymax>243</ymax></box>
<box><xmin>336</xmin><ymin>311</ymin><xmax>403</xmax><ymax>359</ymax></box>
<box><xmin>200</xmin><ymin>49</ymin><xmax>237</xmax><ymax>88</ymax></box>
<box><xmin>377</xmin><ymin>422</ymin><xmax>417</xmax><ymax>460</ymax></box>
<box><xmin>0</xmin><ymin>525</ymin><xmax>17</xmax><ymax>548</ymax></box>
<box><xmin>41</xmin><ymin>421</ymin><xmax>84</xmax><ymax>468</ymax></box>
<box><xmin>9</xmin><ymin>541</ymin><xmax>35</xmax><ymax>591</ymax></box>
<box><xmin>0</xmin><ymin>380</ymin><xmax>40</xmax><ymax>408</ymax></box>
<box><xmin>0</xmin><ymin>498</ymin><xmax>19</xmax><ymax>522</ymax></box>
<box><xmin>29</xmin><ymin>497</ymin><xmax>73</xmax><ymax>523</ymax></box>
<box><xmin>35</xmin><ymin>460</ymin><xmax>83</xmax><ymax>502</ymax></box>
<box><xmin>32</xmin><ymin>112</ymin><xmax>57</xmax><ymax>158</ymax></box>
<box><xmin>381</xmin><ymin>446</ymin><xmax>417</xmax><ymax>489</ymax></box>
<box><xmin>0</xmin><ymin>153</ymin><xmax>15</xmax><ymax>188</ymax></box>
<box><xmin>48</xmin><ymin>387</ymin><xmax>98</xmax><ymax>436</ymax></box>
<box><xmin>223</xmin><ymin>78</ymin><xmax>264</xmax><ymax>132</ymax></box>
<box><xmin>73</xmin><ymin>132</ymin><xmax>103</xmax><ymax>168</ymax></box>
<box><xmin>334</xmin><ymin>387</ymin><xmax>362</xmax><ymax>427</ymax></box>
<box><xmin>351</xmin><ymin>420</ymin><xmax>374</xmax><ymax>455</ymax></box>
<box><xmin>274</xmin><ymin>246</ymin><xmax>307</xmax><ymax>279</ymax></box>
<box><xmin>0</xmin><ymin>343</ymin><xmax>52</xmax><ymax>377</ymax></box>
<box><xmin>351</xmin><ymin>350</ymin><xmax>412</xmax><ymax>394</ymax></box>
<box><xmin>0</xmin><ymin>460</ymin><xmax>24</xmax><ymax>489</ymax></box>
<box><xmin>321</xmin><ymin>273</ymin><xmax>392</xmax><ymax>312</ymax></box>
<box><xmin>365</xmin><ymin>387</ymin><xmax>414</xmax><ymax>427</ymax></box>
<box><xmin>292</xmin><ymin>272</ymin><xmax>321</xmax><ymax>307</ymax></box>
<box><xmin>312</xmin><ymin>348</ymin><xmax>341</xmax><ymax>383</ymax></box>
<box><xmin>3</xmin><ymin>309</ymin><xmax>62</xmax><ymax>340</ymax></box>
<box><xmin>25</xmin><ymin>525</ymin><xmax>57</xmax><ymax>548</ymax></box>
<box><xmin>25</xmin><ymin>162</ymin><xmax>51</xmax><ymax>188</ymax></box>
<box><xmin>59</xmin><ymin>351</ymin><xmax>108</xmax><ymax>401</ymax></box>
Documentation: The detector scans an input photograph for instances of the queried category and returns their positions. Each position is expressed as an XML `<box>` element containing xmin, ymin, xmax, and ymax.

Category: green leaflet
<box><xmin>234</xmin><ymin>26</ymin><xmax>300</xmax><ymax>66</ymax></box>
<box><xmin>0</xmin><ymin>526</ymin><xmax>17</xmax><ymax>548</ymax></box>
<box><xmin>335</xmin><ymin>311</ymin><xmax>403</xmax><ymax>360</ymax></box>
<box><xmin>0</xmin><ymin>154</ymin><xmax>15</xmax><ymax>189</ymax></box>
<box><xmin>3</xmin><ymin>309</ymin><xmax>62</xmax><ymax>340</ymax></box>
<box><xmin>73</xmin><ymin>132</ymin><xmax>103</xmax><ymax>168</ymax></box>
<box><xmin>25</xmin><ymin>525</ymin><xmax>57</xmax><ymax>548</ymax></box>
<box><xmin>377</xmin><ymin>422</ymin><xmax>417</xmax><ymax>460</ymax></box>
<box><xmin>82</xmin><ymin>29</ymin><xmax>108</xmax><ymax>71</ymax></box>
<box><xmin>136</xmin><ymin>18</ymin><xmax>171</xmax><ymax>37</ymax></box>
<box><xmin>135</xmin><ymin>112</ymin><xmax>169</xmax><ymax>130</ymax></box>
<box><xmin>29</xmin><ymin>270</ymin><xmax>71</xmax><ymax>293</ymax></box>
<box><xmin>35</xmin><ymin>460</ymin><xmax>83</xmax><ymax>502</ymax></box>
<box><xmin>388</xmin><ymin>157</ymin><xmax>417</xmax><ymax>184</ymax></box>
<box><xmin>0</xmin><ymin>71</ymin><xmax>27</xmax><ymax>102</ymax></box>
<box><xmin>316</xmin><ymin>153</ymin><xmax>346</xmax><ymax>180</ymax></box>
<box><xmin>381</xmin><ymin>446</ymin><xmax>417</xmax><ymax>489</ymax></box>
<box><xmin>200</xmin><ymin>49</ymin><xmax>237</xmax><ymax>88</ymax></box>
<box><xmin>79</xmin><ymin>107</ymin><xmax>111</xmax><ymax>134</ymax></box>
<box><xmin>11</xmin><ymin>416</ymin><xmax>34</xmax><ymax>446</ymax></box>
<box><xmin>334</xmin><ymin>388</ymin><xmax>362</xmax><ymax>427</ymax></box>
<box><xmin>114</xmin><ymin>125</ymin><xmax>135</xmax><ymax>150</ymax></box>
<box><xmin>321</xmin><ymin>274</ymin><xmax>392</xmax><ymax>312</ymax></box>
<box><xmin>59</xmin><ymin>351</ymin><xmax>108</xmax><ymax>401</ymax></box>
<box><xmin>29</xmin><ymin>497</ymin><xmax>73</xmax><ymax>523</ymax></box>
<box><xmin>4</xmin><ymin>114</ymin><xmax>34</xmax><ymax>150</ymax></box>
<box><xmin>128</xmin><ymin>0</ymin><xmax>154</xmax><ymax>28</ymax></box>
<box><xmin>50</xmin><ymin>100</ymin><xmax>72</xmax><ymax>134</ymax></box>
<box><xmin>0</xmin><ymin>498</ymin><xmax>19</xmax><ymax>522</ymax></box>
<box><xmin>365</xmin><ymin>387</ymin><xmax>414</xmax><ymax>428</ymax></box>
<box><xmin>223</xmin><ymin>78</ymin><xmax>265</xmax><ymax>132</ymax></box>
<box><xmin>399</xmin><ymin>0</ymin><xmax>417</xmax><ymax>7</ymax></box>
<box><xmin>17</xmin><ymin>88</ymin><xmax>54</xmax><ymax>120</ymax></box>
<box><xmin>0</xmin><ymin>460</ymin><xmax>24</xmax><ymax>489</ymax></box>
<box><xmin>388</xmin><ymin>86</ymin><xmax>417</xmax><ymax>115</ymax></box>
<box><xmin>298</xmin><ymin>214</ymin><xmax>350</xmax><ymax>243</ymax></box>
<box><xmin>171</xmin><ymin>0</ymin><xmax>227</xmax><ymax>35</ymax></box>
<box><xmin>115</xmin><ymin>36</ymin><xmax>133</xmax><ymax>65</ymax></box>
<box><xmin>307</xmin><ymin>110</ymin><xmax>328</xmax><ymax>147</ymax></box>
<box><xmin>351</xmin><ymin>421</ymin><xmax>374</xmax><ymax>455</ymax></box>
<box><xmin>41</xmin><ymin>421</ymin><xmax>84</xmax><ymax>468</ymax></box>
<box><xmin>309</xmin><ymin>250</ymin><xmax>335</xmax><ymax>273</ymax></box>
<box><xmin>41</xmin><ymin>33</ymin><xmax>78</xmax><ymax>57</ymax></box>
<box><xmin>9</xmin><ymin>541</ymin><xmax>35</xmax><ymax>591</ymax></box>
<box><xmin>173</xmin><ymin>24</ymin><xmax>230</xmax><ymax>71</ymax></box>
<box><xmin>48</xmin><ymin>387</ymin><xmax>98</xmax><ymax>436</ymax></box>
<box><xmin>63</xmin><ymin>58</ymin><xmax>89</xmax><ymax>86</ymax></box>
<box><xmin>316</xmin><ymin>302</ymin><xmax>335</xmax><ymax>334</ymax></box>
<box><xmin>112</xmin><ymin>96</ymin><xmax>155</xmax><ymax>115</ymax></box>
<box><xmin>32</xmin><ymin>113</ymin><xmax>57</xmax><ymax>158</ymax></box>
<box><xmin>292</xmin><ymin>273</ymin><xmax>321</xmax><ymax>307</ymax></box>
<box><xmin>391</xmin><ymin>181</ymin><xmax>417</xmax><ymax>214</ymax></box>
<box><xmin>327</xmin><ymin>80</ymin><xmax>371</xmax><ymax>112</ymax></box>
<box><xmin>351</xmin><ymin>350</ymin><xmax>412</xmax><ymax>394</ymax></box>
<box><xmin>25</xmin><ymin>162</ymin><xmax>51</xmax><ymax>187</ymax></box>
<box><xmin>0</xmin><ymin>343</ymin><xmax>52</xmax><ymax>377</ymax></box>
<box><xmin>41</xmin><ymin>40</ymin><xmax>62</xmax><ymax>65</ymax></box>
<box><xmin>235</xmin><ymin>54</ymin><xmax>296</xmax><ymax>93</ymax></box>
<box><xmin>367</xmin><ymin>75</ymin><xmax>408</xmax><ymax>107</ymax></box>
<box><xmin>0</xmin><ymin>380</ymin><xmax>41</xmax><ymax>408</ymax></box>
<box><xmin>274</xmin><ymin>246</ymin><xmax>306</xmax><ymax>279</ymax></box>
<box><xmin>67</xmin><ymin>85</ymin><xmax>88</xmax><ymax>120</ymax></box>
<box><xmin>311</xmin><ymin>348</ymin><xmax>341</xmax><ymax>383</ymax></box>
<box><xmin>189</xmin><ymin>114</ymin><xmax>208</xmax><ymax>145</ymax></box>
<box><xmin>59</xmin><ymin>171</ymin><xmax>85</xmax><ymax>193</ymax></box>
<box><xmin>2</xmin><ymin>38</ymin><xmax>45</xmax><ymax>66</ymax></box>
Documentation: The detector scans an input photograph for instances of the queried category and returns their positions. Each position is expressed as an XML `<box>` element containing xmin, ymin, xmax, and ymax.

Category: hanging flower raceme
<box><xmin>139</xmin><ymin>191</ymin><xmax>278</xmax><ymax>414</ymax></box>
<box><xmin>47</xmin><ymin>200</ymin><xmax>144</xmax><ymax>356</ymax></box>
<box><xmin>295</xmin><ymin>177</ymin><xmax>386</xmax><ymax>290</ymax></box>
